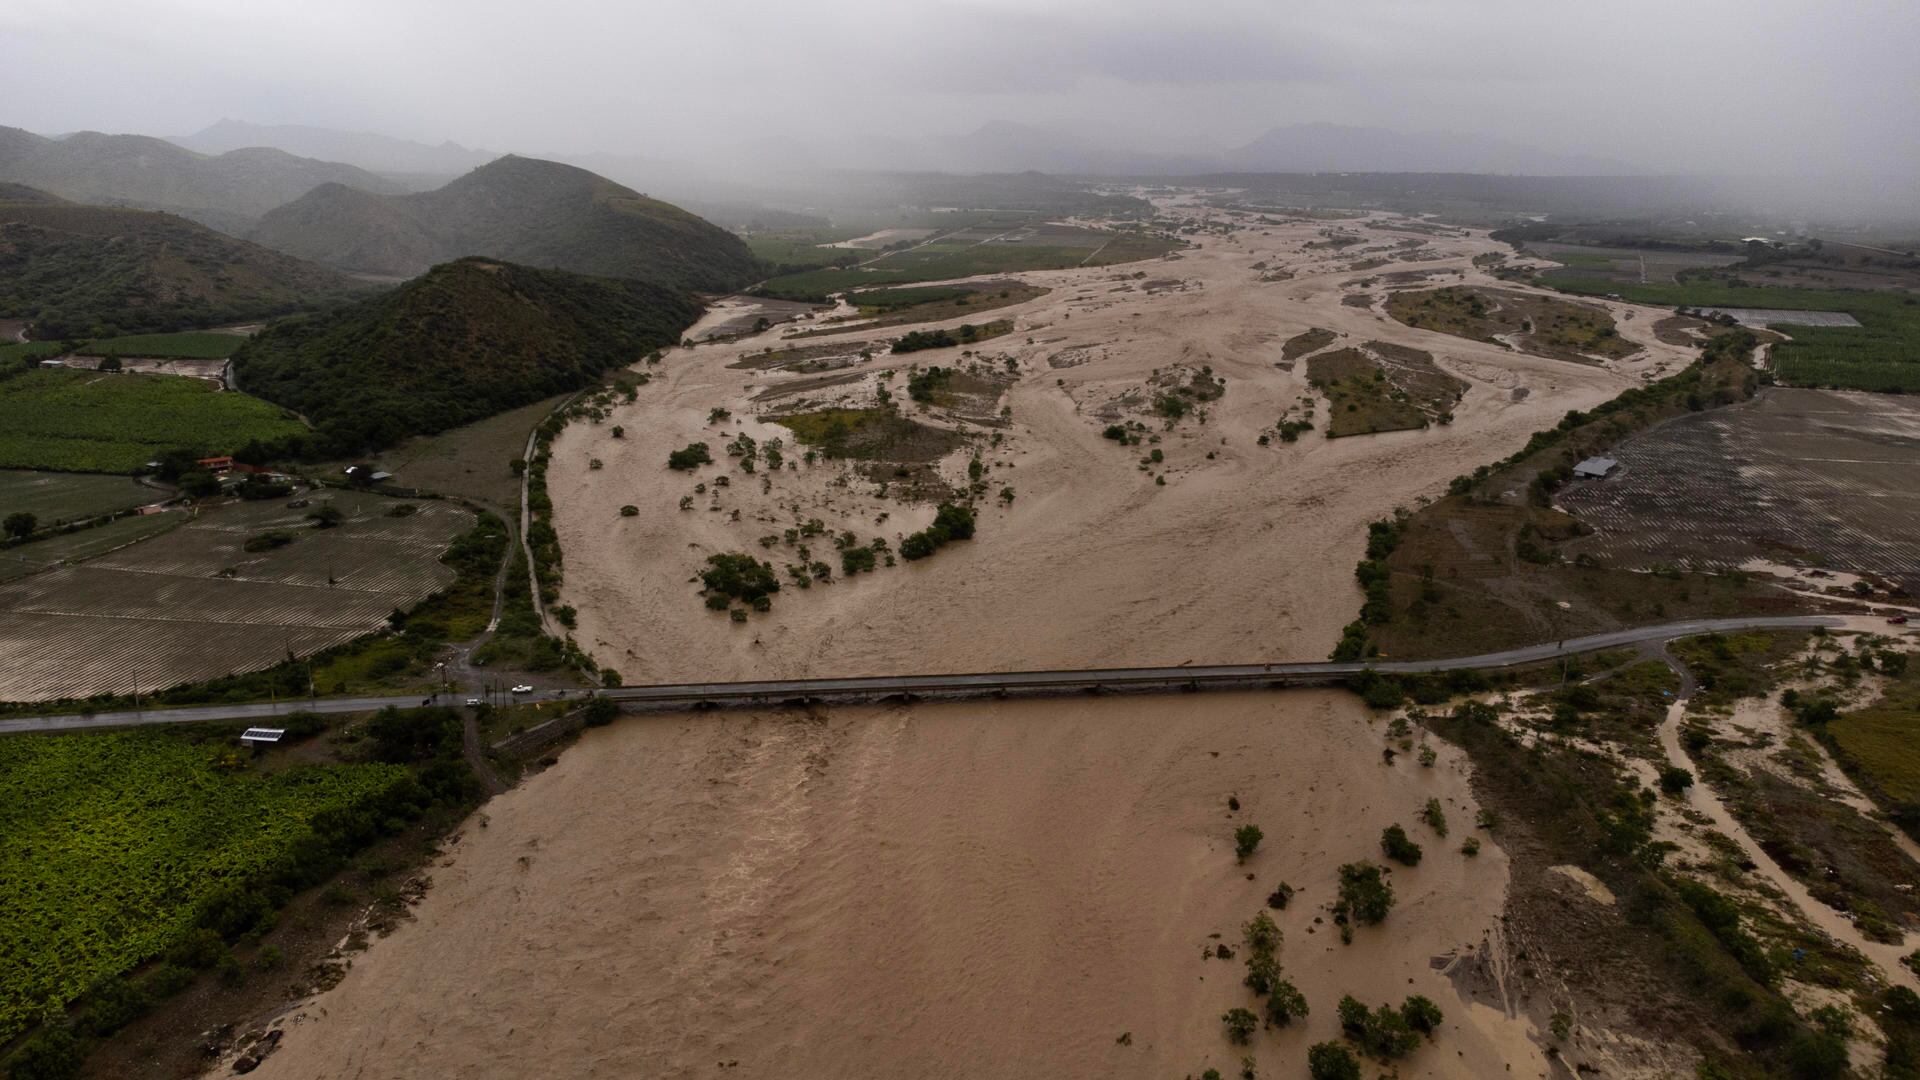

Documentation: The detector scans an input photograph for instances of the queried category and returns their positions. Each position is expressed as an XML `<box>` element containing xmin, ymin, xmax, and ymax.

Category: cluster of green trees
<box><xmin>892</xmin><ymin>322</ymin><xmax>1001</xmax><ymax>354</ymax></box>
<box><xmin>1332</xmin><ymin>517</ymin><xmax>1405</xmax><ymax>661</ymax></box>
<box><xmin>899</xmin><ymin>503</ymin><xmax>975</xmax><ymax>561</ymax></box>
<box><xmin>1335</xmin><ymin>993</ymin><xmax>1442</xmax><ymax>1059</ymax></box>
<box><xmin>1331</xmin><ymin>861</ymin><xmax>1394</xmax><ymax>944</ymax></box>
<box><xmin>667</xmin><ymin>442</ymin><xmax>713</xmax><ymax>470</ymax></box>
<box><xmin>701</xmin><ymin>553</ymin><xmax>780</xmax><ymax>612</ymax></box>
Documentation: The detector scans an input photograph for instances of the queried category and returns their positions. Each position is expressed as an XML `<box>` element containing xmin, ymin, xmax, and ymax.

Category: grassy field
<box><xmin>742</xmin><ymin>229</ymin><xmax>865</xmax><ymax>275</ymax></box>
<box><xmin>0</xmin><ymin>369</ymin><xmax>305</xmax><ymax>473</ymax></box>
<box><xmin>0</xmin><ymin>726</ymin><xmax>412</xmax><ymax>1044</ymax></box>
<box><xmin>1547</xmin><ymin>277</ymin><xmax>1920</xmax><ymax>392</ymax></box>
<box><xmin>1829</xmin><ymin>663</ymin><xmax>1920</xmax><ymax>809</ymax></box>
<box><xmin>772</xmin><ymin>408</ymin><xmax>965</xmax><ymax>463</ymax></box>
<box><xmin>1307</xmin><ymin>343</ymin><xmax>1463</xmax><ymax>437</ymax></box>
<box><xmin>83</xmin><ymin>332</ymin><xmax>247</xmax><ymax>359</ymax></box>
<box><xmin>1387</xmin><ymin>286</ymin><xmax>1638</xmax><ymax>363</ymax></box>
<box><xmin>375</xmin><ymin>392</ymin><xmax>571</xmax><ymax>516</ymax></box>
<box><xmin>1280</xmin><ymin>327</ymin><xmax>1337</xmax><ymax>363</ymax></box>
<box><xmin>0</xmin><ymin>341</ymin><xmax>65</xmax><ymax>364</ymax></box>
<box><xmin>752</xmin><ymin>225</ymin><xmax>1181</xmax><ymax>301</ymax></box>
<box><xmin>0</xmin><ymin>469</ymin><xmax>154</xmax><ymax>523</ymax></box>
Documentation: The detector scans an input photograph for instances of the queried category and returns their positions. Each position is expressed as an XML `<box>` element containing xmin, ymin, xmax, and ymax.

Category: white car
<box><xmin>511</xmin><ymin>684</ymin><xmax>534</xmax><ymax>694</ymax></box>
<box><xmin>464</xmin><ymin>698</ymin><xmax>482</xmax><ymax>707</ymax></box>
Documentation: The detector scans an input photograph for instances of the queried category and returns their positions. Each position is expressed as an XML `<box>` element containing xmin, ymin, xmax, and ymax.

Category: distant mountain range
<box><xmin>691</xmin><ymin>120</ymin><xmax>1638</xmax><ymax>177</ymax></box>
<box><xmin>0</xmin><ymin>126</ymin><xmax>405</xmax><ymax>232</ymax></box>
<box><xmin>0</xmin><ymin>186</ymin><xmax>364</xmax><ymax>340</ymax></box>
<box><xmin>249</xmin><ymin>156</ymin><xmax>760</xmax><ymax>292</ymax></box>
<box><xmin>233</xmin><ymin>257</ymin><xmax>700</xmax><ymax>451</ymax></box>
<box><xmin>170</xmin><ymin>120</ymin><xmax>499</xmax><ymax>182</ymax></box>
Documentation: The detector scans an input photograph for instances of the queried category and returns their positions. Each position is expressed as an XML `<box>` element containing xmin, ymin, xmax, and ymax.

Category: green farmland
<box><xmin>753</xmin><ymin>225</ymin><xmax>1181</xmax><ymax>301</ymax></box>
<box><xmin>0</xmin><ymin>369</ymin><xmax>305</xmax><ymax>472</ymax></box>
<box><xmin>0</xmin><ymin>727</ymin><xmax>412</xmax><ymax>1044</ymax></box>
<box><xmin>1548</xmin><ymin>277</ymin><xmax>1920</xmax><ymax>392</ymax></box>
<box><xmin>84</xmin><ymin>331</ymin><xmax>247</xmax><ymax>359</ymax></box>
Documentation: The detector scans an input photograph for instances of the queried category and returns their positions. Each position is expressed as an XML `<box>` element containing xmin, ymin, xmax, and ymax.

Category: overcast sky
<box><xmin>4</xmin><ymin>0</ymin><xmax>1917</xmax><ymax>179</ymax></box>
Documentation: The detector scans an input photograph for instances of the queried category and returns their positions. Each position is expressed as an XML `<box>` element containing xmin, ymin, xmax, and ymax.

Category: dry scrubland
<box><xmin>0</xmin><ymin>492</ymin><xmax>469</xmax><ymax>701</ymax></box>
<box><xmin>549</xmin><ymin>198</ymin><xmax>1694</xmax><ymax>682</ymax></box>
<box><xmin>249</xmin><ymin>693</ymin><xmax>1540</xmax><ymax>1079</ymax></box>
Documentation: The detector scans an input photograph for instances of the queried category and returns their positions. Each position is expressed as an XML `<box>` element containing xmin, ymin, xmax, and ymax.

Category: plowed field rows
<box><xmin>0</xmin><ymin>492</ymin><xmax>470</xmax><ymax>701</ymax></box>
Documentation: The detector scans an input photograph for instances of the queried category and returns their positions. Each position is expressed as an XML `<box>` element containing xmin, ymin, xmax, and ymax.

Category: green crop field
<box><xmin>743</xmin><ymin>230</ymin><xmax>865</xmax><ymax>275</ymax></box>
<box><xmin>0</xmin><ymin>469</ymin><xmax>154</xmax><ymax>523</ymax></box>
<box><xmin>0</xmin><ymin>369</ymin><xmax>305</xmax><ymax>472</ymax></box>
<box><xmin>0</xmin><ymin>341</ymin><xmax>65</xmax><ymax>364</ymax></box>
<box><xmin>0</xmin><ymin>727</ymin><xmax>411</xmax><ymax>1043</ymax></box>
<box><xmin>752</xmin><ymin>226</ymin><xmax>1181</xmax><ymax>301</ymax></box>
<box><xmin>1548</xmin><ymin>277</ymin><xmax>1920</xmax><ymax>392</ymax></box>
<box><xmin>84</xmin><ymin>331</ymin><xmax>247</xmax><ymax>359</ymax></box>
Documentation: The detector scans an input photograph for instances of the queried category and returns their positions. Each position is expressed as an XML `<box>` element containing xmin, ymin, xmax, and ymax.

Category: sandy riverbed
<box><xmin>547</xmin><ymin>205</ymin><xmax>1690</xmax><ymax>684</ymax></box>
<box><xmin>247</xmin><ymin>691</ymin><xmax>1544</xmax><ymax>1079</ymax></box>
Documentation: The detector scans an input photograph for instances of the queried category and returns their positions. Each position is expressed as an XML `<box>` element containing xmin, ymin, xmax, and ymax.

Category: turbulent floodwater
<box><xmin>249</xmin><ymin>693</ymin><xmax>1541</xmax><ymax>1079</ymax></box>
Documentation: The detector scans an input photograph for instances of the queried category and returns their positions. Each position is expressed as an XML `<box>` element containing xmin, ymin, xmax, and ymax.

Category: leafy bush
<box><xmin>900</xmin><ymin>502</ymin><xmax>977</xmax><ymax>561</ymax></box>
<box><xmin>1335</xmin><ymin>861</ymin><xmax>1394</xmax><ymax>926</ymax></box>
<box><xmin>242</xmin><ymin>529</ymin><xmax>297</xmax><ymax>553</ymax></box>
<box><xmin>667</xmin><ymin>442</ymin><xmax>713</xmax><ymax>470</ymax></box>
<box><xmin>1221</xmin><ymin>1006</ymin><xmax>1258</xmax><ymax>1044</ymax></box>
<box><xmin>1380</xmin><ymin>825</ymin><xmax>1422</xmax><ymax>866</ymax></box>
<box><xmin>1402</xmin><ymin>994</ymin><xmax>1443</xmax><ymax>1035</ymax></box>
<box><xmin>700</xmin><ymin>552</ymin><xmax>780</xmax><ymax>606</ymax></box>
<box><xmin>1234</xmin><ymin>823</ymin><xmax>1264</xmax><ymax>861</ymax></box>
<box><xmin>1266</xmin><ymin>979</ymin><xmax>1309</xmax><ymax>1025</ymax></box>
<box><xmin>1307</xmin><ymin>1042</ymin><xmax>1360</xmax><ymax>1080</ymax></box>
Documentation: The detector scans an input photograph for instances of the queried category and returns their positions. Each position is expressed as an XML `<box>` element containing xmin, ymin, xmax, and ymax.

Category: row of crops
<box><xmin>0</xmin><ymin>728</ymin><xmax>413</xmax><ymax>1044</ymax></box>
<box><xmin>1549</xmin><ymin>277</ymin><xmax>1920</xmax><ymax>393</ymax></box>
<box><xmin>0</xmin><ymin>368</ymin><xmax>306</xmax><ymax>472</ymax></box>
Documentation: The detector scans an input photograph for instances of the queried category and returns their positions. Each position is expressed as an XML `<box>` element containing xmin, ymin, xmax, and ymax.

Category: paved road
<box><xmin>0</xmin><ymin>616</ymin><xmax>1848</xmax><ymax>735</ymax></box>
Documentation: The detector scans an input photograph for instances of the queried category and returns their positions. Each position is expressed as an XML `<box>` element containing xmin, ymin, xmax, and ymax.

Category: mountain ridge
<box><xmin>0</xmin><ymin>190</ymin><xmax>367</xmax><ymax>339</ymax></box>
<box><xmin>0</xmin><ymin>126</ymin><xmax>406</xmax><ymax>230</ymax></box>
<box><xmin>249</xmin><ymin>155</ymin><xmax>761</xmax><ymax>291</ymax></box>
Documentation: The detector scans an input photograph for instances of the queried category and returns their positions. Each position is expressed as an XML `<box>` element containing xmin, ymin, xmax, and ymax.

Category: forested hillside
<box><xmin>233</xmin><ymin>258</ymin><xmax>699</xmax><ymax>452</ymax></box>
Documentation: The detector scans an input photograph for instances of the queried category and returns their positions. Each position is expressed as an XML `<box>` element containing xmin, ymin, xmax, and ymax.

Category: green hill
<box><xmin>0</xmin><ymin>190</ymin><xmax>368</xmax><ymax>339</ymax></box>
<box><xmin>233</xmin><ymin>258</ymin><xmax>700</xmax><ymax>452</ymax></box>
<box><xmin>0</xmin><ymin>126</ymin><xmax>405</xmax><ymax>229</ymax></box>
<box><xmin>250</xmin><ymin>156</ymin><xmax>761</xmax><ymax>292</ymax></box>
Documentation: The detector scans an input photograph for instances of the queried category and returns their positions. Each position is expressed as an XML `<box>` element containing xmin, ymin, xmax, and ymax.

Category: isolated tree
<box><xmin>3</xmin><ymin>512</ymin><xmax>36</xmax><ymax>540</ymax></box>
<box><xmin>1235</xmin><ymin>823</ymin><xmax>1264</xmax><ymax>862</ymax></box>
<box><xmin>1266</xmin><ymin>979</ymin><xmax>1309</xmax><ymax>1025</ymax></box>
<box><xmin>1306</xmin><ymin>1042</ymin><xmax>1361</xmax><ymax>1080</ymax></box>
<box><xmin>1380</xmin><ymin>824</ymin><xmax>1422</xmax><ymax>866</ymax></box>
<box><xmin>1222</xmin><ymin>1007</ymin><xmax>1258</xmax><ymax>1045</ymax></box>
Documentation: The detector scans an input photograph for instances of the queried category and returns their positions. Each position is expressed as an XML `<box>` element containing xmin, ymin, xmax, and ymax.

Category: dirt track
<box><xmin>247</xmin><ymin>692</ymin><xmax>1543</xmax><ymax>1079</ymax></box>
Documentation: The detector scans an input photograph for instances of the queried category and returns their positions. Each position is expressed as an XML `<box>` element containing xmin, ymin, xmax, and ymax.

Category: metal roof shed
<box><xmin>1573</xmin><ymin>457</ymin><xmax>1619</xmax><ymax>479</ymax></box>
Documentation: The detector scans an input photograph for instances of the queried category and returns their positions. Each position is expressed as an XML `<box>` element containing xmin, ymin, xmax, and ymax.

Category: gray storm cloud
<box><xmin>2</xmin><ymin>0</ymin><xmax>1915</xmax><ymax>186</ymax></box>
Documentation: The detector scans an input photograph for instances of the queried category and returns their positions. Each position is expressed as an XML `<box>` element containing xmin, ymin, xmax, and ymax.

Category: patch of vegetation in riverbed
<box><xmin>1387</xmin><ymin>286</ymin><xmax>1639</xmax><ymax>364</ymax></box>
<box><xmin>1307</xmin><ymin>342</ymin><xmax>1463</xmax><ymax>438</ymax></box>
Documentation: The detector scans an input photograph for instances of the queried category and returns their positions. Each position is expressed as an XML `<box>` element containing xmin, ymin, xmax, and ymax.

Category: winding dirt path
<box><xmin>1656</xmin><ymin>687</ymin><xmax>1918</xmax><ymax>991</ymax></box>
